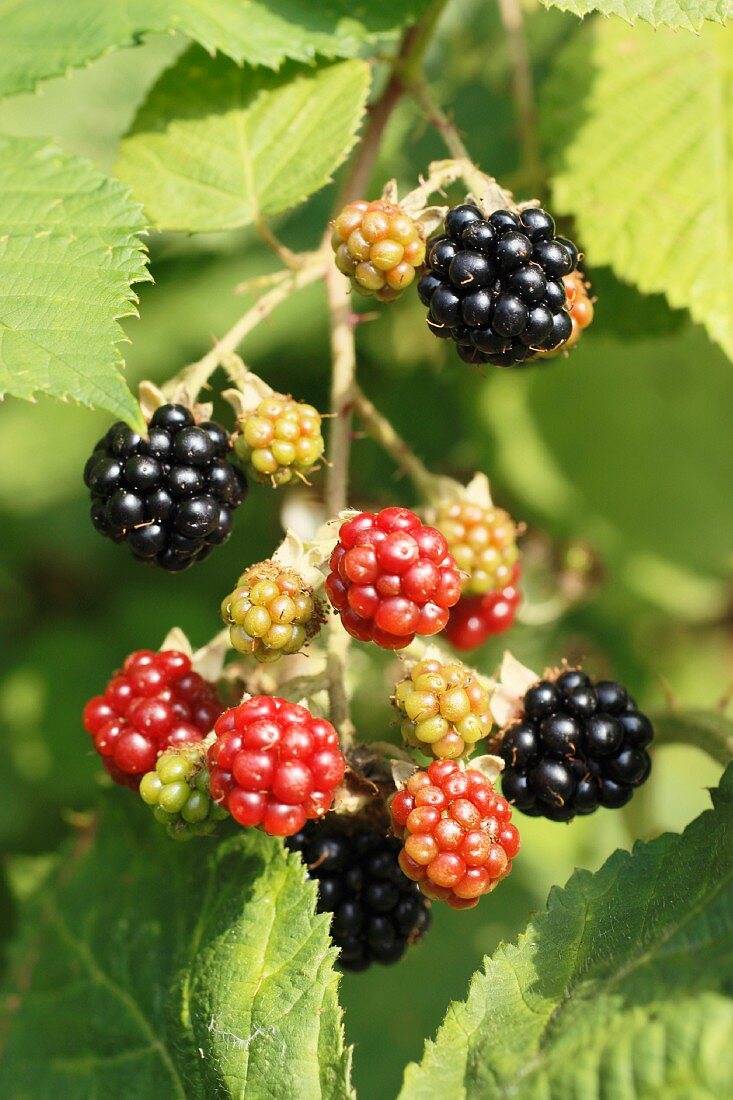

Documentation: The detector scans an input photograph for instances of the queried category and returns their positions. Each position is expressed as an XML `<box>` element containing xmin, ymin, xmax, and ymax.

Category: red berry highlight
<box><xmin>327</xmin><ymin>508</ymin><xmax>462</xmax><ymax>649</ymax></box>
<box><xmin>390</xmin><ymin>760</ymin><xmax>519</xmax><ymax>908</ymax></box>
<box><xmin>82</xmin><ymin>649</ymin><xmax>225</xmax><ymax>787</ymax></box>
<box><xmin>207</xmin><ymin>696</ymin><xmax>346</xmax><ymax>837</ymax></box>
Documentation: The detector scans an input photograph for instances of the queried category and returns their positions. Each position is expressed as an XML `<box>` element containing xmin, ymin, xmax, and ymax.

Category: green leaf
<box><xmin>550</xmin><ymin>23</ymin><xmax>733</xmax><ymax>361</ymax></box>
<box><xmin>400</xmin><ymin>762</ymin><xmax>733</xmax><ymax>1099</ymax></box>
<box><xmin>0</xmin><ymin>136</ymin><xmax>148</xmax><ymax>428</ymax></box>
<box><xmin>653</xmin><ymin>708</ymin><xmax>733</xmax><ymax>766</ymax></box>
<box><xmin>541</xmin><ymin>0</ymin><xmax>731</xmax><ymax>31</ymax></box>
<box><xmin>0</xmin><ymin>0</ymin><xmax>428</xmax><ymax>99</ymax></box>
<box><xmin>116</xmin><ymin>51</ymin><xmax>370</xmax><ymax>233</ymax></box>
<box><xmin>0</xmin><ymin>799</ymin><xmax>353</xmax><ymax>1099</ymax></box>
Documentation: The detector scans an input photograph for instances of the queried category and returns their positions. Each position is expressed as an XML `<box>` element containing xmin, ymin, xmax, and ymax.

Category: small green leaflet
<box><xmin>400</xmin><ymin>761</ymin><xmax>733</xmax><ymax>1099</ymax></box>
<box><xmin>0</xmin><ymin>799</ymin><xmax>353</xmax><ymax>1099</ymax></box>
<box><xmin>116</xmin><ymin>51</ymin><xmax>370</xmax><ymax>233</ymax></box>
<box><xmin>0</xmin><ymin>136</ymin><xmax>147</xmax><ymax>428</ymax></box>
<box><xmin>541</xmin><ymin>0</ymin><xmax>731</xmax><ymax>31</ymax></box>
<box><xmin>0</xmin><ymin>0</ymin><xmax>430</xmax><ymax>99</ymax></box>
<box><xmin>550</xmin><ymin>23</ymin><xmax>733</xmax><ymax>363</ymax></box>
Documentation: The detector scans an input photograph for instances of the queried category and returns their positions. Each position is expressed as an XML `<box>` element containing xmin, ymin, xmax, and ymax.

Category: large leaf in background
<box><xmin>0</xmin><ymin>0</ymin><xmax>428</xmax><ymax>98</ymax></box>
<box><xmin>116</xmin><ymin>51</ymin><xmax>370</xmax><ymax>232</ymax></box>
<box><xmin>0</xmin><ymin>800</ymin><xmax>353</xmax><ymax>1099</ymax></box>
<box><xmin>541</xmin><ymin>0</ymin><xmax>730</xmax><ymax>30</ymax></box>
<box><xmin>0</xmin><ymin>136</ymin><xmax>148</xmax><ymax>428</ymax></box>
<box><xmin>400</xmin><ymin>761</ymin><xmax>733</xmax><ymax>1099</ymax></box>
<box><xmin>550</xmin><ymin>23</ymin><xmax>733</xmax><ymax>361</ymax></box>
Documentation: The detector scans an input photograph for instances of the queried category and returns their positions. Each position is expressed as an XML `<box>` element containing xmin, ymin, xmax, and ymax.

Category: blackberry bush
<box><xmin>221</xmin><ymin>560</ymin><xmax>324</xmax><ymax>662</ymax></box>
<box><xmin>331</xmin><ymin>199</ymin><xmax>426</xmax><ymax>301</ymax></box>
<box><xmin>390</xmin><ymin>760</ymin><xmax>520</xmax><ymax>909</ymax></box>
<box><xmin>207</xmin><ymin>695</ymin><xmax>346</xmax><ymax>836</ymax></box>
<box><xmin>287</xmin><ymin>819</ymin><xmax>431</xmax><ymax>971</ymax></box>
<box><xmin>233</xmin><ymin>395</ymin><xmax>325</xmax><ymax>486</ymax></box>
<box><xmin>326</xmin><ymin>507</ymin><xmax>462</xmax><ymax>649</ymax></box>
<box><xmin>499</xmin><ymin>668</ymin><xmax>653</xmax><ymax>820</ymax></box>
<box><xmin>393</xmin><ymin>656</ymin><xmax>493</xmax><ymax>759</ymax></box>
<box><xmin>84</xmin><ymin>403</ymin><xmax>248</xmax><ymax>572</ymax></box>
<box><xmin>82</xmin><ymin>648</ymin><xmax>224</xmax><ymax>787</ymax></box>
<box><xmin>139</xmin><ymin>745</ymin><xmax>229</xmax><ymax>839</ymax></box>
<box><xmin>419</xmin><ymin>204</ymin><xmax>580</xmax><ymax>367</ymax></box>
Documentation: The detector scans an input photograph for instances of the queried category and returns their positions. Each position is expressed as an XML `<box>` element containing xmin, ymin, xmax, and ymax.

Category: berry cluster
<box><xmin>331</xmin><ymin>199</ymin><xmax>425</xmax><ymax>302</ymax></box>
<box><xmin>221</xmin><ymin>562</ymin><xmax>323</xmax><ymax>663</ymax></box>
<box><xmin>537</xmin><ymin>271</ymin><xmax>594</xmax><ymax>358</ymax></box>
<box><xmin>500</xmin><ymin>669</ymin><xmax>653</xmax><ymax>820</ymax></box>
<box><xmin>393</xmin><ymin>657</ymin><xmax>492</xmax><ymax>759</ymax></box>
<box><xmin>326</xmin><ymin>507</ymin><xmax>462</xmax><ymax>649</ymax></box>
<box><xmin>139</xmin><ymin>747</ymin><xmax>228</xmax><ymax>839</ymax></box>
<box><xmin>391</xmin><ymin>760</ymin><xmax>519</xmax><ymax>908</ymax></box>
<box><xmin>207</xmin><ymin>696</ymin><xmax>346</xmax><ymax>836</ymax></box>
<box><xmin>419</xmin><ymin>204</ymin><xmax>579</xmax><ymax>367</ymax></box>
<box><xmin>287</xmin><ymin>820</ymin><xmax>431</xmax><ymax>971</ymax></box>
<box><xmin>443</xmin><ymin>565</ymin><xmax>521</xmax><ymax>651</ymax></box>
<box><xmin>82</xmin><ymin>649</ymin><xmax>224</xmax><ymax>787</ymax></box>
<box><xmin>234</xmin><ymin>396</ymin><xmax>324</xmax><ymax>487</ymax></box>
<box><xmin>84</xmin><ymin>404</ymin><xmax>247</xmax><ymax>571</ymax></box>
<box><xmin>434</xmin><ymin>499</ymin><xmax>519</xmax><ymax>597</ymax></box>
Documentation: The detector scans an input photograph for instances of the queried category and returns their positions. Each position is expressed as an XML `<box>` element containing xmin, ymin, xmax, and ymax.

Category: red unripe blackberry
<box><xmin>444</xmin><ymin>565</ymin><xmax>522</xmax><ymax>650</ymax></box>
<box><xmin>420</xmin><ymin>204</ymin><xmax>581</xmax><ymax>367</ymax></box>
<box><xmin>207</xmin><ymin>696</ymin><xmax>346</xmax><ymax>837</ymax></box>
<box><xmin>500</xmin><ymin>668</ymin><xmax>653</xmax><ymax>821</ymax></box>
<box><xmin>84</xmin><ymin>403</ymin><xmax>247</xmax><ymax>571</ymax></box>
<box><xmin>82</xmin><ymin>648</ymin><xmax>225</xmax><ymax>787</ymax></box>
<box><xmin>221</xmin><ymin>560</ymin><xmax>324</xmax><ymax>663</ymax></box>
<box><xmin>331</xmin><ymin>199</ymin><xmax>426</xmax><ymax>302</ymax></box>
<box><xmin>390</xmin><ymin>760</ymin><xmax>519</xmax><ymax>908</ymax></box>
<box><xmin>286</xmin><ymin>819</ymin><xmax>431</xmax><ymax>971</ymax></box>
<box><xmin>233</xmin><ymin>395</ymin><xmax>324</xmax><ymax>486</ymax></box>
<box><xmin>393</xmin><ymin>657</ymin><xmax>493</xmax><ymax>759</ymax></box>
<box><xmin>326</xmin><ymin>508</ymin><xmax>462</xmax><ymax>649</ymax></box>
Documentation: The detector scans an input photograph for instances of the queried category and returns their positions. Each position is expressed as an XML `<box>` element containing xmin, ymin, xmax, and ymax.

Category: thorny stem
<box><xmin>163</xmin><ymin>254</ymin><xmax>327</xmax><ymax>405</ymax></box>
<box><xmin>497</xmin><ymin>0</ymin><xmax>543</xmax><ymax>192</ymax></box>
<box><xmin>351</xmin><ymin>383</ymin><xmax>440</xmax><ymax>501</ymax></box>
<box><xmin>255</xmin><ymin>216</ymin><xmax>304</xmax><ymax>270</ymax></box>
<box><xmin>323</xmin><ymin>5</ymin><xmax>449</xmax><ymax>746</ymax></box>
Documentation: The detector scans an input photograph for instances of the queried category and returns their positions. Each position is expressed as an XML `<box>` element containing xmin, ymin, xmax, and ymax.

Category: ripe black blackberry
<box><xmin>84</xmin><ymin>403</ymin><xmax>248</xmax><ymax>572</ymax></box>
<box><xmin>499</xmin><ymin>669</ymin><xmax>653</xmax><ymax>820</ymax></box>
<box><xmin>418</xmin><ymin>204</ymin><xmax>580</xmax><ymax>367</ymax></box>
<box><xmin>286</xmin><ymin>819</ymin><xmax>431</xmax><ymax>972</ymax></box>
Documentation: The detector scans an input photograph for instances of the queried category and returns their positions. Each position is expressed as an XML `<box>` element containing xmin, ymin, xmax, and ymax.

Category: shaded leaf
<box><xmin>116</xmin><ymin>51</ymin><xmax>370</xmax><ymax>232</ymax></box>
<box><xmin>0</xmin><ymin>0</ymin><xmax>428</xmax><ymax>98</ymax></box>
<box><xmin>550</xmin><ymin>23</ymin><xmax>733</xmax><ymax>361</ymax></box>
<box><xmin>0</xmin><ymin>136</ymin><xmax>148</xmax><ymax>428</ymax></box>
<box><xmin>653</xmin><ymin>708</ymin><xmax>733</xmax><ymax>766</ymax></box>
<box><xmin>0</xmin><ymin>799</ymin><xmax>353</xmax><ymax>1099</ymax></box>
<box><xmin>400</xmin><ymin>762</ymin><xmax>733</xmax><ymax>1099</ymax></box>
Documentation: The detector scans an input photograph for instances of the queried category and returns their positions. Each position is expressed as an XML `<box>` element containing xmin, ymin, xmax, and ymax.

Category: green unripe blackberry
<box><xmin>432</xmin><ymin>499</ymin><xmax>519</xmax><ymax>597</ymax></box>
<box><xmin>393</xmin><ymin>656</ymin><xmax>493</xmax><ymax>760</ymax></box>
<box><xmin>233</xmin><ymin>395</ymin><xmax>324</xmax><ymax>486</ymax></box>
<box><xmin>139</xmin><ymin>746</ymin><xmax>228</xmax><ymax>839</ymax></box>
<box><xmin>221</xmin><ymin>560</ymin><xmax>325</xmax><ymax>663</ymax></box>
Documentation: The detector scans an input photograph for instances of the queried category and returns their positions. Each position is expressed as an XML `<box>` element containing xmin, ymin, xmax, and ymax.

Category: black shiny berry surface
<box><xmin>286</xmin><ymin>820</ymin><xmax>431</xmax><ymax>972</ymax></box>
<box><xmin>419</xmin><ymin>204</ymin><xmax>580</xmax><ymax>368</ymax></box>
<box><xmin>500</xmin><ymin>671</ymin><xmax>652</xmax><ymax>820</ymax></box>
<box><xmin>84</xmin><ymin>404</ymin><xmax>248</xmax><ymax>572</ymax></box>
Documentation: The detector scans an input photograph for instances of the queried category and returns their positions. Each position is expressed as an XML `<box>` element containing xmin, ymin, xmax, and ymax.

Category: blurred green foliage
<box><xmin>0</xmin><ymin>4</ymin><xmax>729</xmax><ymax>1098</ymax></box>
